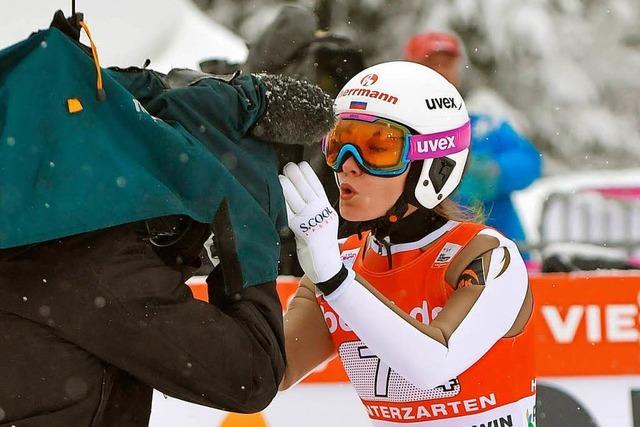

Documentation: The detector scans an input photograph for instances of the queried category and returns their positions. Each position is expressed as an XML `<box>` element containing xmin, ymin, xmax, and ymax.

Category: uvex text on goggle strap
<box><xmin>323</xmin><ymin>113</ymin><xmax>471</xmax><ymax>176</ymax></box>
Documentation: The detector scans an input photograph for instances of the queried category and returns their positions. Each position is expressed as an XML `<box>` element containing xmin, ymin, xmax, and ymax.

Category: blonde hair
<box><xmin>433</xmin><ymin>198</ymin><xmax>485</xmax><ymax>223</ymax></box>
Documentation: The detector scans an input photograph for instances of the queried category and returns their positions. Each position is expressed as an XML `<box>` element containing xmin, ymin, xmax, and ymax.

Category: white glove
<box><xmin>279</xmin><ymin>162</ymin><xmax>343</xmax><ymax>284</ymax></box>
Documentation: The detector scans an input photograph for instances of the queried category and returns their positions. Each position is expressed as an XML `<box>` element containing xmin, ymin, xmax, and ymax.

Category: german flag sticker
<box><xmin>67</xmin><ymin>98</ymin><xmax>83</xmax><ymax>114</ymax></box>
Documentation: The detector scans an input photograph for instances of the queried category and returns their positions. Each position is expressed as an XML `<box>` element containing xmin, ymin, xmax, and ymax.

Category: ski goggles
<box><xmin>322</xmin><ymin>113</ymin><xmax>471</xmax><ymax>176</ymax></box>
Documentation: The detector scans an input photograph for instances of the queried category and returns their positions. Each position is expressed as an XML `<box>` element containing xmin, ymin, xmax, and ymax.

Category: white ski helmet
<box><xmin>333</xmin><ymin>61</ymin><xmax>470</xmax><ymax>209</ymax></box>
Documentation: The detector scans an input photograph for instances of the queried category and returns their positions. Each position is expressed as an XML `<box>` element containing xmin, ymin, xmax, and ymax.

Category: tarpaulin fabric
<box><xmin>0</xmin><ymin>27</ymin><xmax>286</xmax><ymax>288</ymax></box>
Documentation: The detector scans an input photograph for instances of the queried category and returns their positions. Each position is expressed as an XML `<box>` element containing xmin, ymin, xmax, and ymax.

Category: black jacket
<box><xmin>0</xmin><ymin>222</ymin><xmax>285</xmax><ymax>426</ymax></box>
<box><xmin>0</xmin><ymin>15</ymin><xmax>337</xmax><ymax>426</ymax></box>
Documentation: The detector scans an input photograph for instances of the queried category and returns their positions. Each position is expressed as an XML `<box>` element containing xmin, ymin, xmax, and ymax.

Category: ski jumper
<box><xmin>318</xmin><ymin>221</ymin><xmax>536</xmax><ymax>426</ymax></box>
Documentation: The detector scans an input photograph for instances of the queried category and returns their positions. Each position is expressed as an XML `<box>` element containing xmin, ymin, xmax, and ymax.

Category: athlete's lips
<box><xmin>339</xmin><ymin>183</ymin><xmax>357</xmax><ymax>200</ymax></box>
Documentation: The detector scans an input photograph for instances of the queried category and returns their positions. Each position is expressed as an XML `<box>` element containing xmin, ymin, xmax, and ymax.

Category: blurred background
<box><xmin>196</xmin><ymin>0</ymin><xmax>640</xmax><ymax>172</ymax></box>
<box><xmin>2</xmin><ymin>1</ymin><xmax>640</xmax><ymax>426</ymax></box>
<box><xmin>195</xmin><ymin>0</ymin><xmax>640</xmax><ymax>275</ymax></box>
<box><xmin>5</xmin><ymin>0</ymin><xmax>639</xmax><ymax>171</ymax></box>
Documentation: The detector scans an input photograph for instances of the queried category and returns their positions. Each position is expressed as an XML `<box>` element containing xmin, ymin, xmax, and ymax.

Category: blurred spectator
<box><xmin>242</xmin><ymin>5</ymin><xmax>366</xmax><ymax>274</ymax></box>
<box><xmin>243</xmin><ymin>5</ymin><xmax>365</xmax><ymax>201</ymax></box>
<box><xmin>404</xmin><ymin>32</ymin><xmax>542</xmax><ymax>254</ymax></box>
<box><xmin>197</xmin><ymin>6</ymin><xmax>365</xmax><ymax>276</ymax></box>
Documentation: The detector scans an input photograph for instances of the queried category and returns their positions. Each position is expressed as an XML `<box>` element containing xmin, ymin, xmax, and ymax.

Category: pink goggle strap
<box><xmin>335</xmin><ymin>113</ymin><xmax>471</xmax><ymax>160</ymax></box>
<box><xmin>338</xmin><ymin>112</ymin><xmax>379</xmax><ymax>122</ymax></box>
<box><xmin>408</xmin><ymin>121</ymin><xmax>471</xmax><ymax>160</ymax></box>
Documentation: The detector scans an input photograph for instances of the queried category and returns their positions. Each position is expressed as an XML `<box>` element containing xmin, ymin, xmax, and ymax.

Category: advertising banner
<box><xmin>152</xmin><ymin>273</ymin><xmax>640</xmax><ymax>426</ymax></box>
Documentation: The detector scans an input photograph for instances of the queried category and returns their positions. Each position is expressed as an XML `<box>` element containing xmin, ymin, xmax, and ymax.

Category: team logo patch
<box><xmin>433</xmin><ymin>243</ymin><xmax>461</xmax><ymax>266</ymax></box>
<box><xmin>457</xmin><ymin>257</ymin><xmax>486</xmax><ymax>288</ymax></box>
<box><xmin>340</xmin><ymin>248</ymin><xmax>360</xmax><ymax>269</ymax></box>
<box><xmin>298</xmin><ymin>206</ymin><xmax>337</xmax><ymax>234</ymax></box>
<box><xmin>360</xmin><ymin>73</ymin><xmax>378</xmax><ymax>86</ymax></box>
<box><xmin>349</xmin><ymin>101</ymin><xmax>368</xmax><ymax>110</ymax></box>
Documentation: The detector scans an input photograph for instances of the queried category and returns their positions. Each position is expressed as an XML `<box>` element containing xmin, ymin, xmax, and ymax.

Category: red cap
<box><xmin>404</xmin><ymin>32</ymin><xmax>461</xmax><ymax>62</ymax></box>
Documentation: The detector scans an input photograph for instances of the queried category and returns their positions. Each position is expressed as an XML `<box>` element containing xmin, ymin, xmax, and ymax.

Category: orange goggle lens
<box><xmin>323</xmin><ymin>119</ymin><xmax>409</xmax><ymax>173</ymax></box>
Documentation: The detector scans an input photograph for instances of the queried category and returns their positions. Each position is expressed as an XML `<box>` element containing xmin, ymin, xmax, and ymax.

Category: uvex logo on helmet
<box><xmin>299</xmin><ymin>207</ymin><xmax>336</xmax><ymax>232</ymax></box>
<box><xmin>417</xmin><ymin>136</ymin><xmax>456</xmax><ymax>153</ymax></box>
<box><xmin>425</xmin><ymin>97</ymin><xmax>462</xmax><ymax>110</ymax></box>
<box><xmin>360</xmin><ymin>74</ymin><xmax>378</xmax><ymax>86</ymax></box>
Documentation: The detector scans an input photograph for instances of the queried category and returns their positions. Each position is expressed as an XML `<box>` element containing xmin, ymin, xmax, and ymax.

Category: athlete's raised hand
<box><xmin>279</xmin><ymin>162</ymin><xmax>343</xmax><ymax>284</ymax></box>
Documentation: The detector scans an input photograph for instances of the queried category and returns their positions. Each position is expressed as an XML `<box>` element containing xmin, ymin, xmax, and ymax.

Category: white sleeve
<box><xmin>323</xmin><ymin>229</ymin><xmax>528</xmax><ymax>390</ymax></box>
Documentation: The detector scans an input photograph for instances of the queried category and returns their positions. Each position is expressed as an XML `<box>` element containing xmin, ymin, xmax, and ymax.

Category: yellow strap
<box><xmin>78</xmin><ymin>20</ymin><xmax>105</xmax><ymax>99</ymax></box>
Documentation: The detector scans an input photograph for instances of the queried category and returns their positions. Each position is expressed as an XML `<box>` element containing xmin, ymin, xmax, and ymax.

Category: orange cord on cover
<box><xmin>78</xmin><ymin>20</ymin><xmax>106</xmax><ymax>100</ymax></box>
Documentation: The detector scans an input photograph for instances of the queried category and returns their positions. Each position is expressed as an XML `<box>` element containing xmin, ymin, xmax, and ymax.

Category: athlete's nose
<box><xmin>340</xmin><ymin>156</ymin><xmax>363</xmax><ymax>176</ymax></box>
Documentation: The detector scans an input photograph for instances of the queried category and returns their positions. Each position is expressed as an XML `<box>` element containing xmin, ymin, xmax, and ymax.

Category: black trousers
<box><xmin>0</xmin><ymin>222</ymin><xmax>285</xmax><ymax>426</ymax></box>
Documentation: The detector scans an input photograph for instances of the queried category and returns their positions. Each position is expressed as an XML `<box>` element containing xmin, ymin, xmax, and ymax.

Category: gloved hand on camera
<box><xmin>278</xmin><ymin>162</ymin><xmax>345</xmax><ymax>287</ymax></box>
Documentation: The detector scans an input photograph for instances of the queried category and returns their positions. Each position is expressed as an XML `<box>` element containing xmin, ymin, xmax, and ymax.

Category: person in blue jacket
<box><xmin>404</xmin><ymin>31</ymin><xmax>542</xmax><ymax>252</ymax></box>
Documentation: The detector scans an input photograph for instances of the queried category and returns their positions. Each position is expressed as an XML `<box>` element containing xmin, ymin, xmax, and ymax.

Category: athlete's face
<box><xmin>337</xmin><ymin>157</ymin><xmax>411</xmax><ymax>221</ymax></box>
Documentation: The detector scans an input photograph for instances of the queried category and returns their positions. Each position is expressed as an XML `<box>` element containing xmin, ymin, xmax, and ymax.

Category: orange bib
<box><xmin>318</xmin><ymin>223</ymin><xmax>536</xmax><ymax>426</ymax></box>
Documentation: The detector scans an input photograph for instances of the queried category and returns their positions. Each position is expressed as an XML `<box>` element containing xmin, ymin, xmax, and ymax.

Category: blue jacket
<box><xmin>455</xmin><ymin>113</ymin><xmax>542</xmax><ymax>246</ymax></box>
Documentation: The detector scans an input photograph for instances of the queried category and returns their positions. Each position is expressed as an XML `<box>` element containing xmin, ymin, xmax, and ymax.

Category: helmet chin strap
<box><xmin>355</xmin><ymin>194</ymin><xmax>410</xmax><ymax>242</ymax></box>
<box><xmin>349</xmin><ymin>194</ymin><xmax>407</xmax><ymax>270</ymax></box>
<box><xmin>349</xmin><ymin>159</ymin><xmax>425</xmax><ymax>244</ymax></box>
<box><xmin>348</xmin><ymin>160</ymin><xmax>445</xmax><ymax>270</ymax></box>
